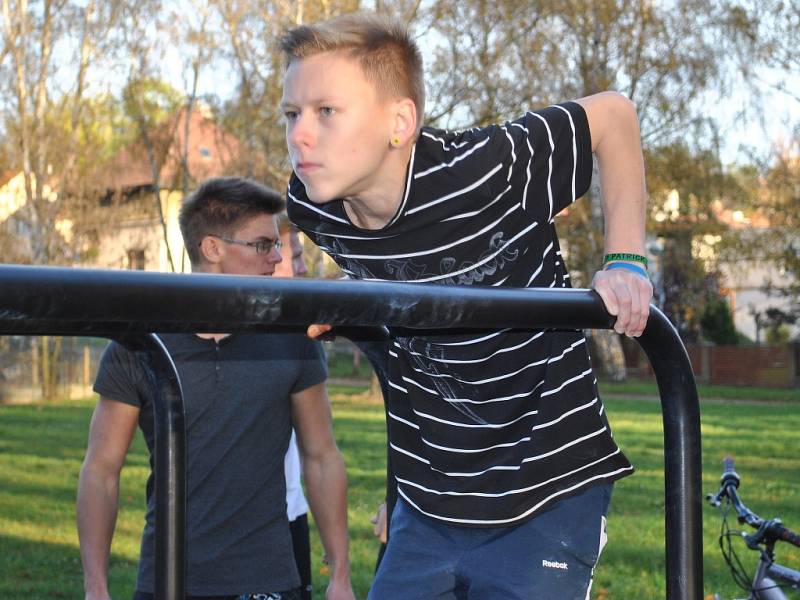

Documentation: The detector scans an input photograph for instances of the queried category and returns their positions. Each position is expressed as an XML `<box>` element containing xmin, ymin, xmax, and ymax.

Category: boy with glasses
<box><xmin>77</xmin><ymin>177</ymin><xmax>354</xmax><ymax>600</ymax></box>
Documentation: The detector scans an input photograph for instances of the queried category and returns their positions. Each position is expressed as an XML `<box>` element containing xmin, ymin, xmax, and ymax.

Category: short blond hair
<box><xmin>280</xmin><ymin>12</ymin><xmax>425</xmax><ymax>126</ymax></box>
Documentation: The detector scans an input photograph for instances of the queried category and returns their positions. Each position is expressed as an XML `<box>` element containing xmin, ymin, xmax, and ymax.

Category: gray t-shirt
<box><xmin>93</xmin><ymin>333</ymin><xmax>327</xmax><ymax>596</ymax></box>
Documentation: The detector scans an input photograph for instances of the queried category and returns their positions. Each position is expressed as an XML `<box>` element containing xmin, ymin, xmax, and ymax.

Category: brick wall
<box><xmin>628</xmin><ymin>342</ymin><xmax>800</xmax><ymax>389</ymax></box>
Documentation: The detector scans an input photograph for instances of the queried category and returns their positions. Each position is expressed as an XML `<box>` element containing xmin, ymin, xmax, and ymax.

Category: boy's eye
<box><xmin>283</xmin><ymin>110</ymin><xmax>299</xmax><ymax>122</ymax></box>
<box><xmin>320</xmin><ymin>106</ymin><xmax>336</xmax><ymax>117</ymax></box>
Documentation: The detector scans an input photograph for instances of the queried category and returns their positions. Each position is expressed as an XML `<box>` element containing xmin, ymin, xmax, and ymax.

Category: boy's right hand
<box><xmin>307</xmin><ymin>324</ymin><xmax>334</xmax><ymax>339</ymax></box>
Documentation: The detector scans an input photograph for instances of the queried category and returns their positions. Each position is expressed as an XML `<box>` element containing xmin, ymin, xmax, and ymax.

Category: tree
<box><xmin>700</xmin><ymin>296</ymin><xmax>739</xmax><ymax>345</ymax></box>
<box><xmin>760</xmin><ymin>137</ymin><xmax>800</xmax><ymax>315</ymax></box>
<box><xmin>723</xmin><ymin>134</ymin><xmax>800</xmax><ymax>339</ymax></box>
<box><xmin>0</xmin><ymin>0</ymin><xmax>123</xmax><ymax>400</ymax></box>
<box><xmin>117</xmin><ymin>0</ymin><xmax>188</xmax><ymax>272</ymax></box>
<box><xmin>762</xmin><ymin>307</ymin><xmax>796</xmax><ymax>344</ymax></box>
<box><xmin>644</xmin><ymin>141</ymin><xmax>749</xmax><ymax>341</ymax></box>
<box><xmin>716</xmin><ymin>0</ymin><xmax>800</xmax><ymax>338</ymax></box>
<box><xmin>0</xmin><ymin>0</ymin><xmax>123</xmax><ymax>264</ymax></box>
<box><xmin>720</xmin><ymin>0</ymin><xmax>800</xmax><ymax>104</ymax></box>
<box><xmin>416</xmin><ymin>0</ymin><xmax>764</xmax><ymax>374</ymax></box>
<box><xmin>121</xmin><ymin>76</ymin><xmax>184</xmax><ymax>272</ymax></box>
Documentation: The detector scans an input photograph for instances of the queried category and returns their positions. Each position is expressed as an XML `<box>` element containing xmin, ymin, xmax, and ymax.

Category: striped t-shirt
<box><xmin>287</xmin><ymin>101</ymin><xmax>633</xmax><ymax>526</ymax></box>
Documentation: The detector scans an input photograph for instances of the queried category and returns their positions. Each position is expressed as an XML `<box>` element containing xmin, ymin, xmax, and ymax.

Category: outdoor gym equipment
<box><xmin>0</xmin><ymin>264</ymin><xmax>702</xmax><ymax>599</ymax></box>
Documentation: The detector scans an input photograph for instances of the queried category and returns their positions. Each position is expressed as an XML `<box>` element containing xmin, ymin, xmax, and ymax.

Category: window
<box><xmin>127</xmin><ymin>249</ymin><xmax>146</xmax><ymax>270</ymax></box>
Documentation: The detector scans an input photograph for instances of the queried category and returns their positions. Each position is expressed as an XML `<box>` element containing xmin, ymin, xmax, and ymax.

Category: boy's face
<box><xmin>281</xmin><ymin>52</ymin><xmax>395</xmax><ymax>204</ymax></box>
<box><xmin>205</xmin><ymin>213</ymin><xmax>283</xmax><ymax>277</ymax></box>
<box><xmin>274</xmin><ymin>227</ymin><xmax>308</xmax><ymax>278</ymax></box>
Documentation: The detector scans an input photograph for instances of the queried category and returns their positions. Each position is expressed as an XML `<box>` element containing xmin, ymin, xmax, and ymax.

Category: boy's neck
<box><xmin>342</xmin><ymin>144</ymin><xmax>413</xmax><ymax>230</ymax></box>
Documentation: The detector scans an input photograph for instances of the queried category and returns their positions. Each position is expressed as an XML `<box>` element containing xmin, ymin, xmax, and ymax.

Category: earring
<box><xmin>392</xmin><ymin>137</ymin><xmax>401</xmax><ymax>147</ymax></box>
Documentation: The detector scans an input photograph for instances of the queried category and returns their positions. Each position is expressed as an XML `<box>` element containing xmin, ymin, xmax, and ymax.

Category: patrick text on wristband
<box><xmin>603</xmin><ymin>252</ymin><xmax>648</xmax><ymax>267</ymax></box>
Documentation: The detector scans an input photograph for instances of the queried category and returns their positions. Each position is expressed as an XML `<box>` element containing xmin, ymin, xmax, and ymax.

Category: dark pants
<box><xmin>289</xmin><ymin>513</ymin><xmax>312</xmax><ymax>600</ymax></box>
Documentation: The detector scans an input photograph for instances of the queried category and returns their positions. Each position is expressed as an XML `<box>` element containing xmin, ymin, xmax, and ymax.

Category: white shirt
<box><xmin>284</xmin><ymin>430</ymin><xmax>309</xmax><ymax>521</ymax></box>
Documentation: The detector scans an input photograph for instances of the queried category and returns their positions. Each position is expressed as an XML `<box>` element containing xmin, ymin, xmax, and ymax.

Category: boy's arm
<box><xmin>576</xmin><ymin>92</ymin><xmax>653</xmax><ymax>337</ymax></box>
<box><xmin>77</xmin><ymin>397</ymin><xmax>139</xmax><ymax>600</ymax></box>
<box><xmin>291</xmin><ymin>382</ymin><xmax>354</xmax><ymax>600</ymax></box>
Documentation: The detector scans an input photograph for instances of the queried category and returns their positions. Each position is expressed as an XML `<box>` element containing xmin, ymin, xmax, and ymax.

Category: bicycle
<box><xmin>706</xmin><ymin>457</ymin><xmax>800</xmax><ymax>599</ymax></box>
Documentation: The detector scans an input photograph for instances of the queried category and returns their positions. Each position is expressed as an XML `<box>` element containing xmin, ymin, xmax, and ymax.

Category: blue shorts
<box><xmin>368</xmin><ymin>484</ymin><xmax>612</xmax><ymax>600</ymax></box>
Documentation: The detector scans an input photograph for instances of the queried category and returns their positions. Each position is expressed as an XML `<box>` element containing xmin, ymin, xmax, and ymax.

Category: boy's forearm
<box><xmin>77</xmin><ymin>464</ymin><xmax>120</xmax><ymax>597</ymax></box>
<box><xmin>304</xmin><ymin>450</ymin><xmax>351</xmax><ymax>582</ymax></box>
<box><xmin>597</xmin><ymin>128</ymin><xmax>647</xmax><ymax>256</ymax></box>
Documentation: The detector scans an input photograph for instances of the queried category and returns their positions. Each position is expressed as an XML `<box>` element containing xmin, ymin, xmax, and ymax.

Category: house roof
<box><xmin>710</xmin><ymin>200</ymin><xmax>771</xmax><ymax>230</ymax></box>
<box><xmin>99</xmin><ymin>106</ymin><xmax>242</xmax><ymax>192</ymax></box>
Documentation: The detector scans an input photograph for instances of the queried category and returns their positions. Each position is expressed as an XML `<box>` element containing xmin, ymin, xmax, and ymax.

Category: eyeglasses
<box><xmin>205</xmin><ymin>234</ymin><xmax>283</xmax><ymax>254</ymax></box>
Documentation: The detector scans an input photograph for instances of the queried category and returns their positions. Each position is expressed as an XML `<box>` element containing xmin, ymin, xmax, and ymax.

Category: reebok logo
<box><xmin>542</xmin><ymin>559</ymin><xmax>569</xmax><ymax>570</ymax></box>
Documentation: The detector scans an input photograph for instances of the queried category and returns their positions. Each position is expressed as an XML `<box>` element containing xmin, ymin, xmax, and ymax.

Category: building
<box><xmin>712</xmin><ymin>202</ymin><xmax>798</xmax><ymax>342</ymax></box>
<box><xmin>88</xmin><ymin>105</ymin><xmax>242</xmax><ymax>273</ymax></box>
<box><xmin>0</xmin><ymin>106</ymin><xmax>243</xmax><ymax>273</ymax></box>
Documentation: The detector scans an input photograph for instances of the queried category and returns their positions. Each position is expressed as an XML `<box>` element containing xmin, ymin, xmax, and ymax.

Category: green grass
<box><xmin>1</xmin><ymin>390</ymin><xmax>799</xmax><ymax>598</ymax></box>
<box><xmin>599</xmin><ymin>378</ymin><xmax>800</xmax><ymax>402</ymax></box>
<box><xmin>325</xmin><ymin>345</ymin><xmax>378</xmax><ymax>381</ymax></box>
<box><xmin>595</xmin><ymin>397</ymin><xmax>800</xmax><ymax>599</ymax></box>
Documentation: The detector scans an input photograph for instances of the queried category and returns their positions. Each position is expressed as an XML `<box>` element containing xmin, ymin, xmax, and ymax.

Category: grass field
<box><xmin>1</xmin><ymin>385</ymin><xmax>799</xmax><ymax>599</ymax></box>
<box><xmin>598</xmin><ymin>378</ymin><xmax>800</xmax><ymax>403</ymax></box>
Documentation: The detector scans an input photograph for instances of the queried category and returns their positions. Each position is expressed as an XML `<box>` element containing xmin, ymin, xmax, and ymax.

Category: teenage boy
<box><xmin>280</xmin><ymin>12</ymin><xmax>654</xmax><ymax>600</ymax></box>
<box><xmin>77</xmin><ymin>177</ymin><xmax>354</xmax><ymax>600</ymax></box>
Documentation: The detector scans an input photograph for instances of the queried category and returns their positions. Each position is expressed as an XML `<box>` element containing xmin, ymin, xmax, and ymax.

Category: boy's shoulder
<box><xmin>417</xmin><ymin>123</ymin><xmax>496</xmax><ymax>153</ymax></box>
<box><xmin>414</xmin><ymin>123</ymin><xmax>507</xmax><ymax>171</ymax></box>
<box><xmin>415</xmin><ymin>103</ymin><xmax>588</xmax><ymax>168</ymax></box>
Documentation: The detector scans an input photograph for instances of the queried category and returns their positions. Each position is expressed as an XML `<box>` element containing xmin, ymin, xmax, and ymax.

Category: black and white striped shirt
<box><xmin>288</xmin><ymin>102</ymin><xmax>633</xmax><ymax>526</ymax></box>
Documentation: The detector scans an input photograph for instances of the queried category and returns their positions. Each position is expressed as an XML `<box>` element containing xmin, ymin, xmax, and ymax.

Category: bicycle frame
<box><xmin>749</xmin><ymin>550</ymin><xmax>800</xmax><ymax>600</ymax></box>
<box><xmin>713</xmin><ymin>547</ymin><xmax>800</xmax><ymax>600</ymax></box>
<box><xmin>708</xmin><ymin>461</ymin><xmax>800</xmax><ymax>600</ymax></box>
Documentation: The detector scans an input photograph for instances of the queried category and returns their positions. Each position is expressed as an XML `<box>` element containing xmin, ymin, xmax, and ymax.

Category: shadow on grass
<box><xmin>0</xmin><ymin>533</ymin><xmax>138</xmax><ymax>598</ymax></box>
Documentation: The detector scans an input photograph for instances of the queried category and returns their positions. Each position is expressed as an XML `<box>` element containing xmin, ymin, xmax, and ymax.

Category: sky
<box><xmin>713</xmin><ymin>69</ymin><xmax>800</xmax><ymax>165</ymax></box>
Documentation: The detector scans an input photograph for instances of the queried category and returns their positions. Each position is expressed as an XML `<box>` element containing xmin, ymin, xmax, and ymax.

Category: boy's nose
<box><xmin>294</xmin><ymin>256</ymin><xmax>308</xmax><ymax>276</ymax></box>
<box><xmin>288</xmin><ymin>114</ymin><xmax>314</xmax><ymax>148</ymax></box>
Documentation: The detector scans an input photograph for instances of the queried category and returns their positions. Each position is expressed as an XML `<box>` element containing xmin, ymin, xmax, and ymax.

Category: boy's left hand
<box><xmin>591</xmin><ymin>269</ymin><xmax>653</xmax><ymax>337</ymax></box>
<box><xmin>325</xmin><ymin>578</ymin><xmax>356</xmax><ymax>600</ymax></box>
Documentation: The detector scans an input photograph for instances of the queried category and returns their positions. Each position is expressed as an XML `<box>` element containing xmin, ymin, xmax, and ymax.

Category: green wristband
<box><xmin>603</xmin><ymin>252</ymin><xmax>648</xmax><ymax>268</ymax></box>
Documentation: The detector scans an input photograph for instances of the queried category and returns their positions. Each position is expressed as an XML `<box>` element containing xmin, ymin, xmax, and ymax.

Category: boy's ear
<box><xmin>199</xmin><ymin>235</ymin><xmax>223</xmax><ymax>264</ymax></box>
<box><xmin>391</xmin><ymin>98</ymin><xmax>418</xmax><ymax>147</ymax></box>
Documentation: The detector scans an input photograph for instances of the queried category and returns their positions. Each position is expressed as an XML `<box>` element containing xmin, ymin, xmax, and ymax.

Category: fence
<box><xmin>0</xmin><ymin>265</ymin><xmax>703</xmax><ymax>600</ymax></box>
<box><xmin>625</xmin><ymin>341</ymin><xmax>800</xmax><ymax>388</ymax></box>
<box><xmin>0</xmin><ymin>336</ymin><xmax>104</xmax><ymax>404</ymax></box>
<box><xmin>0</xmin><ymin>338</ymin><xmax>392</xmax><ymax>404</ymax></box>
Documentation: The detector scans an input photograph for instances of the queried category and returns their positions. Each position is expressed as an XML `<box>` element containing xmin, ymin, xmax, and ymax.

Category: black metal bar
<box><xmin>0</xmin><ymin>264</ymin><xmax>615</xmax><ymax>332</ymax></box>
<box><xmin>638</xmin><ymin>306</ymin><xmax>703</xmax><ymax>599</ymax></box>
<box><xmin>0</xmin><ymin>265</ymin><xmax>702</xmax><ymax>599</ymax></box>
<box><xmin>111</xmin><ymin>334</ymin><xmax>186</xmax><ymax>600</ymax></box>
